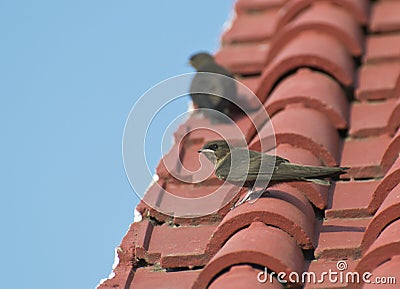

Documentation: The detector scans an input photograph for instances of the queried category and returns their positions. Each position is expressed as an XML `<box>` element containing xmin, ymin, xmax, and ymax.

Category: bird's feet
<box><xmin>233</xmin><ymin>189</ymin><xmax>253</xmax><ymax>208</ymax></box>
<box><xmin>231</xmin><ymin>189</ymin><xmax>268</xmax><ymax>209</ymax></box>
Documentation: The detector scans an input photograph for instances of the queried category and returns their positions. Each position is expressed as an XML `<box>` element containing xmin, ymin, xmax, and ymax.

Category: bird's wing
<box><xmin>202</xmin><ymin>65</ymin><xmax>238</xmax><ymax>110</ymax></box>
<box><xmin>274</xmin><ymin>155</ymin><xmax>290</xmax><ymax>165</ymax></box>
<box><xmin>190</xmin><ymin>73</ymin><xmax>224</xmax><ymax>108</ymax></box>
<box><xmin>215</xmin><ymin>148</ymin><xmax>247</xmax><ymax>182</ymax></box>
<box><xmin>246</xmin><ymin>150</ymin><xmax>285</xmax><ymax>180</ymax></box>
<box><xmin>201</xmin><ymin>63</ymin><xmax>233</xmax><ymax>77</ymax></box>
<box><xmin>215</xmin><ymin>148</ymin><xmax>287</xmax><ymax>182</ymax></box>
<box><xmin>271</xmin><ymin>162</ymin><xmax>347</xmax><ymax>183</ymax></box>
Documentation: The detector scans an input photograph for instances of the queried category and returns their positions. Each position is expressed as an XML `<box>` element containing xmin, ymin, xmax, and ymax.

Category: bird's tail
<box><xmin>272</xmin><ymin>163</ymin><xmax>349</xmax><ymax>185</ymax></box>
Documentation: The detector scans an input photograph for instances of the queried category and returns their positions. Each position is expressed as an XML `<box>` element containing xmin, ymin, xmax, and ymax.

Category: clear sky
<box><xmin>0</xmin><ymin>1</ymin><xmax>234</xmax><ymax>288</ymax></box>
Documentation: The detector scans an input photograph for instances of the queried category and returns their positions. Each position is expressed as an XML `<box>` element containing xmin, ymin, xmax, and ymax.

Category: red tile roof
<box><xmin>265</xmin><ymin>69</ymin><xmax>349</xmax><ymax>129</ymax></box>
<box><xmin>98</xmin><ymin>1</ymin><xmax>400</xmax><ymax>288</ymax></box>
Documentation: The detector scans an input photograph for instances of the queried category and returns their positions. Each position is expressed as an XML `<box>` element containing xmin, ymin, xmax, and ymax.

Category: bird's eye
<box><xmin>210</xmin><ymin>144</ymin><xmax>218</xmax><ymax>150</ymax></box>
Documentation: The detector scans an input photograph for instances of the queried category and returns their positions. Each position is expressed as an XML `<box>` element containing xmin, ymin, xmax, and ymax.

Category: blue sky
<box><xmin>0</xmin><ymin>1</ymin><xmax>233</xmax><ymax>288</ymax></box>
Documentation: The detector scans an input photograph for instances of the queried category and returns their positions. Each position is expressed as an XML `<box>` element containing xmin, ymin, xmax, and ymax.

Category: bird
<box><xmin>198</xmin><ymin>140</ymin><xmax>349</xmax><ymax>207</ymax></box>
<box><xmin>189</xmin><ymin>52</ymin><xmax>240</xmax><ymax>122</ymax></box>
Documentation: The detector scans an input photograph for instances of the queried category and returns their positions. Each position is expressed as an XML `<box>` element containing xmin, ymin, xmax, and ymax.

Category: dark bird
<box><xmin>189</xmin><ymin>52</ymin><xmax>239</xmax><ymax>122</ymax></box>
<box><xmin>198</xmin><ymin>140</ymin><xmax>349</xmax><ymax>206</ymax></box>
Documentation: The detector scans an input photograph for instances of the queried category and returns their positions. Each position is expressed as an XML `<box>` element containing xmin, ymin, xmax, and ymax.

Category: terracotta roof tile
<box><xmin>362</xmin><ymin>256</ymin><xmax>400</xmax><ymax>289</ymax></box>
<box><xmin>277</xmin><ymin>0</ymin><xmax>369</xmax><ymax>28</ymax></box>
<box><xmin>98</xmin><ymin>264</ymin><xmax>134</xmax><ymax>289</ymax></box>
<box><xmin>100</xmin><ymin>1</ymin><xmax>400</xmax><ymax>288</ymax></box>
<box><xmin>136</xmin><ymin>181</ymin><xmax>238</xmax><ymax>225</ymax></box>
<box><xmin>356</xmin><ymin>219</ymin><xmax>400</xmax><ymax>280</ymax></box>
<box><xmin>361</xmin><ymin>183</ymin><xmax>400</xmax><ymax>254</ymax></box>
<box><xmin>155</xmin><ymin>141</ymin><xmax>211</xmax><ymax>184</ymax></box>
<box><xmin>155</xmin><ymin>114</ymin><xmax>268</xmax><ymax>185</ymax></box>
<box><xmin>236</xmin><ymin>75</ymin><xmax>261</xmax><ymax>97</ymax></box>
<box><xmin>383</xmin><ymin>128</ymin><xmax>400</xmax><ymax>170</ymax></box>
<box><xmin>222</xmin><ymin>9</ymin><xmax>281</xmax><ymax>44</ymax></box>
<box><xmin>327</xmin><ymin>157</ymin><xmax>400</xmax><ymax>218</ymax></box>
<box><xmin>205</xmin><ymin>192</ymin><xmax>316</xmax><ymax>253</ymax></box>
<box><xmin>134</xmin><ymin>219</ymin><xmax>216</xmax><ymax>267</ymax></box>
<box><xmin>208</xmin><ymin>265</ymin><xmax>284</xmax><ymax>289</ymax></box>
<box><xmin>172</xmin><ymin>113</ymin><xmax>264</xmax><ymax>145</ymax></box>
<box><xmin>272</xmin><ymin>144</ymin><xmax>331</xmax><ymax>209</ymax></box>
<box><xmin>363</xmin><ymin>155</ymin><xmax>400</xmax><ymax>210</ymax></box>
<box><xmin>261</xmin><ymin>182</ymin><xmax>317</xmax><ymax>220</ymax></box>
<box><xmin>193</xmin><ymin>222</ymin><xmax>304</xmax><ymax>289</ymax></box>
<box><xmin>252</xmin><ymin>107</ymin><xmax>340</xmax><ymax>166</ymax></box>
<box><xmin>265</xmin><ymin>68</ymin><xmax>349</xmax><ymax>129</ymax></box>
<box><xmin>215</xmin><ymin>43</ymin><xmax>269</xmax><ymax>75</ymax></box>
<box><xmin>235</xmin><ymin>0</ymin><xmax>287</xmax><ymax>13</ymax></box>
<box><xmin>129</xmin><ymin>267</ymin><xmax>200</xmax><ymax>289</ymax></box>
<box><xmin>326</xmin><ymin>180</ymin><xmax>379</xmax><ymax>218</ymax></box>
<box><xmin>370</xmin><ymin>0</ymin><xmax>400</xmax><ymax>33</ymax></box>
<box><xmin>303</xmin><ymin>259</ymin><xmax>359</xmax><ymax>289</ymax></box>
<box><xmin>341</xmin><ymin>134</ymin><xmax>393</xmax><ymax>178</ymax></box>
<box><xmin>349</xmin><ymin>98</ymin><xmax>400</xmax><ymax>137</ymax></box>
<box><xmin>355</xmin><ymin>62</ymin><xmax>400</xmax><ymax>101</ymax></box>
<box><xmin>315</xmin><ymin>217</ymin><xmax>370</xmax><ymax>260</ymax></box>
<box><xmin>257</xmin><ymin>31</ymin><xmax>354</xmax><ymax>100</ymax></box>
<box><xmin>270</xmin><ymin>2</ymin><xmax>364</xmax><ymax>59</ymax></box>
<box><xmin>364</xmin><ymin>33</ymin><xmax>400</xmax><ymax>64</ymax></box>
<box><xmin>98</xmin><ymin>223</ymin><xmax>138</xmax><ymax>289</ymax></box>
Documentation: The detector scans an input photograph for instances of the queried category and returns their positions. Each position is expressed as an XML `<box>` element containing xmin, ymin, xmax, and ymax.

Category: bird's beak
<box><xmin>198</xmin><ymin>148</ymin><xmax>214</xmax><ymax>154</ymax></box>
<box><xmin>198</xmin><ymin>148</ymin><xmax>217</xmax><ymax>164</ymax></box>
<box><xmin>188</xmin><ymin>60</ymin><xmax>193</xmax><ymax>67</ymax></box>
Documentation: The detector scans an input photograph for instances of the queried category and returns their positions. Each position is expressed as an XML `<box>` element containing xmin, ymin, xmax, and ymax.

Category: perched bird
<box><xmin>198</xmin><ymin>140</ymin><xmax>348</xmax><ymax>206</ymax></box>
<box><xmin>189</xmin><ymin>52</ymin><xmax>239</xmax><ymax>122</ymax></box>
